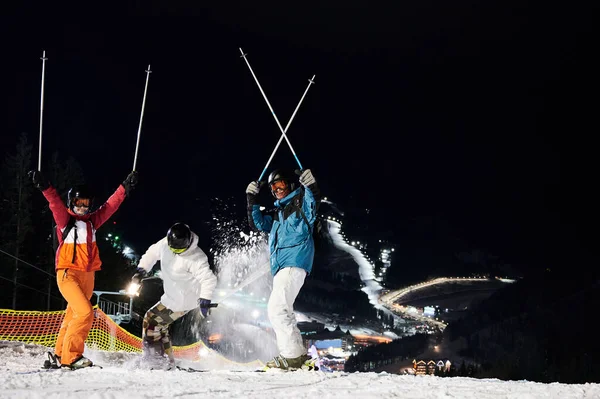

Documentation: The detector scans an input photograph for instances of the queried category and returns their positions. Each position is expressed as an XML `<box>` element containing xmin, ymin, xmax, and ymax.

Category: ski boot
<box><xmin>301</xmin><ymin>357</ymin><xmax>319</xmax><ymax>371</ymax></box>
<box><xmin>140</xmin><ymin>340</ymin><xmax>174</xmax><ymax>370</ymax></box>
<box><xmin>264</xmin><ymin>354</ymin><xmax>312</xmax><ymax>371</ymax></box>
<box><xmin>42</xmin><ymin>352</ymin><xmax>61</xmax><ymax>369</ymax></box>
<box><xmin>62</xmin><ymin>356</ymin><xmax>94</xmax><ymax>370</ymax></box>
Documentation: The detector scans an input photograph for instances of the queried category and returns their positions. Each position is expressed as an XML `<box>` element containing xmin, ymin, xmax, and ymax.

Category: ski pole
<box><xmin>132</xmin><ymin>65</ymin><xmax>152</xmax><ymax>172</ymax></box>
<box><xmin>38</xmin><ymin>50</ymin><xmax>48</xmax><ymax>171</ymax></box>
<box><xmin>257</xmin><ymin>75</ymin><xmax>315</xmax><ymax>182</ymax></box>
<box><xmin>239</xmin><ymin>48</ymin><xmax>307</xmax><ymax>177</ymax></box>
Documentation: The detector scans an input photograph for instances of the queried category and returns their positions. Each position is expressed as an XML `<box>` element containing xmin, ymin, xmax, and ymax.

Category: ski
<box><xmin>176</xmin><ymin>366</ymin><xmax>209</xmax><ymax>373</ymax></box>
<box><xmin>176</xmin><ymin>366</ymin><xmax>265</xmax><ymax>373</ymax></box>
<box><xmin>16</xmin><ymin>368</ymin><xmax>63</xmax><ymax>375</ymax></box>
<box><xmin>260</xmin><ymin>367</ymin><xmax>319</xmax><ymax>372</ymax></box>
<box><xmin>16</xmin><ymin>364</ymin><xmax>103</xmax><ymax>375</ymax></box>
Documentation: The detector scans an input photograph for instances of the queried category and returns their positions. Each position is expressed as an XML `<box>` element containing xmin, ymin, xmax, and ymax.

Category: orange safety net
<box><xmin>0</xmin><ymin>307</ymin><xmax>140</xmax><ymax>352</ymax></box>
<box><xmin>0</xmin><ymin>308</ymin><xmax>261</xmax><ymax>366</ymax></box>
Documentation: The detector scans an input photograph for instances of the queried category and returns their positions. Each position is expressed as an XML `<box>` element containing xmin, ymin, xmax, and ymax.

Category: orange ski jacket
<box><xmin>42</xmin><ymin>185</ymin><xmax>127</xmax><ymax>272</ymax></box>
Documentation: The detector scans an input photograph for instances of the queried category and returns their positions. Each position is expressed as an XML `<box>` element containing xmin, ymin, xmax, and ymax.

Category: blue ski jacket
<box><xmin>249</xmin><ymin>187</ymin><xmax>317</xmax><ymax>276</ymax></box>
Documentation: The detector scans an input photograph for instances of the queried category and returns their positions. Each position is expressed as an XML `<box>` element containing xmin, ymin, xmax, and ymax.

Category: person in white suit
<box><xmin>131</xmin><ymin>222</ymin><xmax>217</xmax><ymax>367</ymax></box>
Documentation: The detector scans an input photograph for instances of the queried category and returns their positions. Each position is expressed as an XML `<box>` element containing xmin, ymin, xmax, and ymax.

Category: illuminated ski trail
<box><xmin>328</xmin><ymin>220</ymin><xmax>383</xmax><ymax>307</ymax></box>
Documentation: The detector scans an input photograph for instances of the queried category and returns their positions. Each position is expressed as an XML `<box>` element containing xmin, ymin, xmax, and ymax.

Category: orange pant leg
<box><xmin>54</xmin><ymin>302</ymin><xmax>72</xmax><ymax>357</ymax></box>
<box><xmin>55</xmin><ymin>268</ymin><xmax>95</xmax><ymax>365</ymax></box>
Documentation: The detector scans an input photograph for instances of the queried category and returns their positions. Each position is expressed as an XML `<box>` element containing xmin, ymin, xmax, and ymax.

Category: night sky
<box><xmin>1</xmin><ymin>3</ymin><xmax>597</xmax><ymax>277</ymax></box>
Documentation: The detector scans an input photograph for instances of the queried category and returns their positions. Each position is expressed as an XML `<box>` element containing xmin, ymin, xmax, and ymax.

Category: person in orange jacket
<box><xmin>29</xmin><ymin>169</ymin><xmax>138</xmax><ymax>369</ymax></box>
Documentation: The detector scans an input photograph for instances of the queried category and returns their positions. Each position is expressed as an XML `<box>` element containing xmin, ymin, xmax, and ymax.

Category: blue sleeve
<box><xmin>251</xmin><ymin>205</ymin><xmax>273</xmax><ymax>232</ymax></box>
<box><xmin>302</xmin><ymin>188</ymin><xmax>318</xmax><ymax>227</ymax></box>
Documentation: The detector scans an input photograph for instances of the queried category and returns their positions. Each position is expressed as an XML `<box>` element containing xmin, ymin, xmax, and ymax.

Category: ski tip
<box><xmin>176</xmin><ymin>366</ymin><xmax>209</xmax><ymax>373</ymax></box>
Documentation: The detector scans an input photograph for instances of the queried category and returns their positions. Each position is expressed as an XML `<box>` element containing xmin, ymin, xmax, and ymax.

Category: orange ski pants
<box><xmin>55</xmin><ymin>268</ymin><xmax>95</xmax><ymax>365</ymax></box>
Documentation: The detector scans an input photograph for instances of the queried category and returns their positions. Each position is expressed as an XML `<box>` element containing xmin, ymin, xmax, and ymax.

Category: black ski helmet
<box><xmin>267</xmin><ymin>169</ymin><xmax>296</xmax><ymax>198</ymax></box>
<box><xmin>167</xmin><ymin>223</ymin><xmax>192</xmax><ymax>253</ymax></box>
<box><xmin>67</xmin><ymin>185</ymin><xmax>94</xmax><ymax>210</ymax></box>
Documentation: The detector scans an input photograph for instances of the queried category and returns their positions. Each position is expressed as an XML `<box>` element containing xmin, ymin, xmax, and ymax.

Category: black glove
<box><xmin>127</xmin><ymin>268</ymin><xmax>146</xmax><ymax>296</ymax></box>
<box><xmin>122</xmin><ymin>171</ymin><xmax>139</xmax><ymax>196</ymax></box>
<box><xmin>131</xmin><ymin>268</ymin><xmax>146</xmax><ymax>285</ymax></box>
<box><xmin>198</xmin><ymin>298</ymin><xmax>212</xmax><ymax>318</ymax></box>
<box><xmin>28</xmin><ymin>170</ymin><xmax>50</xmax><ymax>191</ymax></box>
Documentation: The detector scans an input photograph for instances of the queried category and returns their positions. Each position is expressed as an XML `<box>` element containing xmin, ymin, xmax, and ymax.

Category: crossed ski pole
<box><xmin>239</xmin><ymin>48</ymin><xmax>316</xmax><ymax>182</ymax></box>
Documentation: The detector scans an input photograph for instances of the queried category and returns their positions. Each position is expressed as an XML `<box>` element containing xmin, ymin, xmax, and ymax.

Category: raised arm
<box><xmin>246</xmin><ymin>181</ymin><xmax>273</xmax><ymax>232</ymax></box>
<box><xmin>42</xmin><ymin>186</ymin><xmax>72</xmax><ymax>229</ymax></box>
<box><xmin>29</xmin><ymin>170</ymin><xmax>71</xmax><ymax>229</ymax></box>
<box><xmin>137</xmin><ymin>238</ymin><xmax>164</xmax><ymax>274</ymax></box>
<box><xmin>90</xmin><ymin>171</ymin><xmax>137</xmax><ymax>228</ymax></box>
<box><xmin>299</xmin><ymin>169</ymin><xmax>320</xmax><ymax>225</ymax></box>
<box><xmin>89</xmin><ymin>185</ymin><xmax>126</xmax><ymax>229</ymax></box>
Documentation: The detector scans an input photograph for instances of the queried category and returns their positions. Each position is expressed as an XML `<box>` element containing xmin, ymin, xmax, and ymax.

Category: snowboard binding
<box><xmin>42</xmin><ymin>352</ymin><xmax>61</xmax><ymax>369</ymax></box>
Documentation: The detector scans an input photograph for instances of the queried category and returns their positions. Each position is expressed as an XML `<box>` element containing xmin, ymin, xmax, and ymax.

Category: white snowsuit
<box><xmin>268</xmin><ymin>267</ymin><xmax>307</xmax><ymax>359</ymax></box>
<box><xmin>137</xmin><ymin>232</ymin><xmax>217</xmax><ymax>311</ymax></box>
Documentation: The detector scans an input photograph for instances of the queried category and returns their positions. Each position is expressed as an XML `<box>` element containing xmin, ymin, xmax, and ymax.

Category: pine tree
<box><xmin>0</xmin><ymin>132</ymin><xmax>33</xmax><ymax>309</ymax></box>
<box><xmin>48</xmin><ymin>152</ymin><xmax>86</xmax><ymax>200</ymax></box>
<box><xmin>459</xmin><ymin>360</ymin><xmax>467</xmax><ymax>376</ymax></box>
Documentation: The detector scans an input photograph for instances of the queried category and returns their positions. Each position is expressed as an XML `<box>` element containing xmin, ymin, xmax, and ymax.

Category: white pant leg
<box><xmin>267</xmin><ymin>267</ymin><xmax>307</xmax><ymax>358</ymax></box>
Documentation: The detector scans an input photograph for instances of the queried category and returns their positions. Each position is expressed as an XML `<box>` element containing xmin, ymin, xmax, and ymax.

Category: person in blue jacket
<box><xmin>246</xmin><ymin>168</ymin><xmax>320</xmax><ymax>369</ymax></box>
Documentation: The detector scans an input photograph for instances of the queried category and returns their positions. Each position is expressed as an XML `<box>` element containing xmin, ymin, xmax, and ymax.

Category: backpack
<box><xmin>292</xmin><ymin>193</ymin><xmax>332</xmax><ymax>253</ymax></box>
<box><xmin>268</xmin><ymin>190</ymin><xmax>332</xmax><ymax>253</ymax></box>
<box><xmin>300</xmin><ymin>209</ymin><xmax>331</xmax><ymax>253</ymax></box>
<box><xmin>52</xmin><ymin>217</ymin><xmax>79</xmax><ymax>263</ymax></box>
<box><xmin>52</xmin><ymin>217</ymin><xmax>75</xmax><ymax>252</ymax></box>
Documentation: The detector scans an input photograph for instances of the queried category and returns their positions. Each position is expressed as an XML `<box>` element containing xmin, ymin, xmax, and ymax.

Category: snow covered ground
<box><xmin>1</xmin><ymin>341</ymin><xmax>599</xmax><ymax>398</ymax></box>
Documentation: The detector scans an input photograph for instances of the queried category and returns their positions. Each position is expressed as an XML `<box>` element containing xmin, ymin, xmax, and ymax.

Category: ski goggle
<box><xmin>270</xmin><ymin>180</ymin><xmax>289</xmax><ymax>192</ymax></box>
<box><xmin>72</xmin><ymin>198</ymin><xmax>91</xmax><ymax>208</ymax></box>
<box><xmin>169</xmin><ymin>246</ymin><xmax>187</xmax><ymax>254</ymax></box>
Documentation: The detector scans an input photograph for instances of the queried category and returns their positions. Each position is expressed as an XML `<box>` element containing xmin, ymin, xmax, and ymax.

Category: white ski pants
<box><xmin>267</xmin><ymin>267</ymin><xmax>307</xmax><ymax>358</ymax></box>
